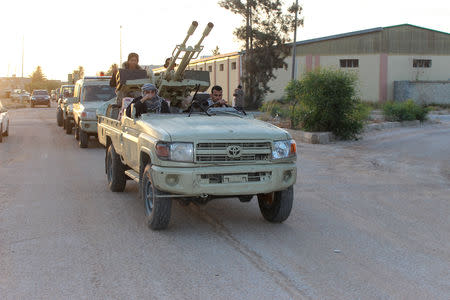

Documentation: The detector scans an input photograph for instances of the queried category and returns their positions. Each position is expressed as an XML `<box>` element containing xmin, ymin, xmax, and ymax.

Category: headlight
<box><xmin>31</xmin><ymin>97</ymin><xmax>36</xmax><ymax>100</ymax></box>
<box><xmin>272</xmin><ymin>139</ymin><xmax>296</xmax><ymax>159</ymax></box>
<box><xmin>156</xmin><ymin>142</ymin><xmax>194</xmax><ymax>162</ymax></box>
<box><xmin>80</xmin><ymin>111</ymin><xmax>96</xmax><ymax>120</ymax></box>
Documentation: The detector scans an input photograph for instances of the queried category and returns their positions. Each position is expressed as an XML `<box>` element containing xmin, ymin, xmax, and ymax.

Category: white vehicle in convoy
<box><xmin>72</xmin><ymin>76</ymin><xmax>115</xmax><ymax>148</ymax></box>
<box><xmin>0</xmin><ymin>101</ymin><xmax>10</xmax><ymax>143</ymax></box>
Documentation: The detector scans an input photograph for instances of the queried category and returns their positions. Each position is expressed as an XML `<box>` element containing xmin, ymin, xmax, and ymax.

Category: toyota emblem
<box><xmin>226</xmin><ymin>145</ymin><xmax>242</xmax><ymax>158</ymax></box>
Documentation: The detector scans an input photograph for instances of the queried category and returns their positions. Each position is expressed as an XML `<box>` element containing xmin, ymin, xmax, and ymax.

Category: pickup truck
<box><xmin>72</xmin><ymin>76</ymin><xmax>115</xmax><ymax>148</ymax></box>
<box><xmin>98</xmin><ymin>105</ymin><xmax>297</xmax><ymax>230</ymax></box>
<box><xmin>56</xmin><ymin>85</ymin><xmax>75</xmax><ymax>131</ymax></box>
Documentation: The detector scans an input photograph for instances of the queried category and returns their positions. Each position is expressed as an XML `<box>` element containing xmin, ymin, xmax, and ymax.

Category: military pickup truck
<box><xmin>97</xmin><ymin>21</ymin><xmax>297</xmax><ymax>230</ymax></box>
<box><xmin>72</xmin><ymin>76</ymin><xmax>115</xmax><ymax>148</ymax></box>
<box><xmin>56</xmin><ymin>84</ymin><xmax>74</xmax><ymax>127</ymax></box>
<box><xmin>98</xmin><ymin>103</ymin><xmax>297</xmax><ymax>230</ymax></box>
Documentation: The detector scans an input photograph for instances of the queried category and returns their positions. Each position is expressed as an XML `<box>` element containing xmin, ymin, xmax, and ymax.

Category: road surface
<box><xmin>1</xmin><ymin>105</ymin><xmax>449</xmax><ymax>299</ymax></box>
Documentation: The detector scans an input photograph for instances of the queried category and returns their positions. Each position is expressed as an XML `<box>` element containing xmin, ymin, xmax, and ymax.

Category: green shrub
<box><xmin>286</xmin><ymin>69</ymin><xmax>366</xmax><ymax>140</ymax></box>
<box><xmin>383</xmin><ymin>100</ymin><xmax>428</xmax><ymax>122</ymax></box>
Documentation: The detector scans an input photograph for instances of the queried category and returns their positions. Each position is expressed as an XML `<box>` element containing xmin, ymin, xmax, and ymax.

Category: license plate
<box><xmin>223</xmin><ymin>174</ymin><xmax>248</xmax><ymax>183</ymax></box>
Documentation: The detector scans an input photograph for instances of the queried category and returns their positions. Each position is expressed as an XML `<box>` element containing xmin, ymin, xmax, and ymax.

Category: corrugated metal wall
<box><xmin>295</xmin><ymin>25</ymin><xmax>450</xmax><ymax>55</ymax></box>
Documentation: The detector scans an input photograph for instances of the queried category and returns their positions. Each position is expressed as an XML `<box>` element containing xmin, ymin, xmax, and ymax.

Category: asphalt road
<box><xmin>1</xmin><ymin>105</ymin><xmax>449</xmax><ymax>299</ymax></box>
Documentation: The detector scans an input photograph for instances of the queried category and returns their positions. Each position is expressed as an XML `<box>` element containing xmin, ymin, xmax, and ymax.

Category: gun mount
<box><xmin>155</xmin><ymin>21</ymin><xmax>214</xmax><ymax>110</ymax></box>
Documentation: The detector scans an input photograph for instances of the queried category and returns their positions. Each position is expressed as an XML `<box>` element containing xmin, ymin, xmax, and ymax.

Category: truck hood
<box><xmin>139</xmin><ymin>114</ymin><xmax>290</xmax><ymax>141</ymax></box>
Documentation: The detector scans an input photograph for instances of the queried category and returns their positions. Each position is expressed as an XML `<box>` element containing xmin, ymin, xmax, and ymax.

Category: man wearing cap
<box><xmin>126</xmin><ymin>83</ymin><xmax>170</xmax><ymax>118</ymax></box>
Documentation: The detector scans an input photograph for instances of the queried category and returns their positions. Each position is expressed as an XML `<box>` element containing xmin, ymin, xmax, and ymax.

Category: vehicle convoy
<box><xmin>30</xmin><ymin>90</ymin><xmax>51</xmax><ymax>107</ymax></box>
<box><xmin>72</xmin><ymin>77</ymin><xmax>115</xmax><ymax>148</ymax></box>
<box><xmin>97</xmin><ymin>21</ymin><xmax>297</xmax><ymax>230</ymax></box>
<box><xmin>55</xmin><ymin>85</ymin><xmax>75</xmax><ymax>131</ymax></box>
<box><xmin>0</xmin><ymin>101</ymin><xmax>10</xmax><ymax>143</ymax></box>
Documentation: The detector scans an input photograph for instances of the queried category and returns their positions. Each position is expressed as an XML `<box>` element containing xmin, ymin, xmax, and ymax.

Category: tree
<box><xmin>219</xmin><ymin>0</ymin><xmax>303</xmax><ymax>109</ymax></box>
<box><xmin>106</xmin><ymin>63</ymin><xmax>118</xmax><ymax>76</ymax></box>
<box><xmin>212</xmin><ymin>46</ymin><xmax>221</xmax><ymax>56</ymax></box>
<box><xmin>78</xmin><ymin>66</ymin><xmax>85</xmax><ymax>78</ymax></box>
<box><xmin>27</xmin><ymin>66</ymin><xmax>47</xmax><ymax>90</ymax></box>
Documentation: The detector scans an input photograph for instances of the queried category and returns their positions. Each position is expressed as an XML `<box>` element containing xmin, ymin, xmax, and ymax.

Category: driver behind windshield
<box><xmin>207</xmin><ymin>85</ymin><xmax>227</xmax><ymax>107</ymax></box>
<box><xmin>126</xmin><ymin>83</ymin><xmax>170</xmax><ymax>118</ymax></box>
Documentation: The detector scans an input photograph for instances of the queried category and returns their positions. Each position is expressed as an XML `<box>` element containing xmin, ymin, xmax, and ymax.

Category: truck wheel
<box><xmin>142</xmin><ymin>164</ymin><xmax>172</xmax><ymax>230</ymax></box>
<box><xmin>257</xmin><ymin>186</ymin><xmax>293</xmax><ymax>223</ymax></box>
<box><xmin>106</xmin><ymin>144</ymin><xmax>126</xmax><ymax>192</ymax></box>
<box><xmin>31</xmin><ymin>103</ymin><xmax>34</xmax><ymax>108</ymax></box>
<box><xmin>57</xmin><ymin>109</ymin><xmax>63</xmax><ymax>126</ymax></box>
<box><xmin>79</xmin><ymin>128</ymin><xmax>88</xmax><ymax>148</ymax></box>
<box><xmin>65</xmin><ymin>118</ymin><xmax>72</xmax><ymax>134</ymax></box>
<box><xmin>74</xmin><ymin>124</ymin><xmax>79</xmax><ymax>140</ymax></box>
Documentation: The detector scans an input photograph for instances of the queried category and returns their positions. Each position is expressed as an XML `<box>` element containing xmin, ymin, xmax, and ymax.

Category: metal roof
<box><xmin>293</xmin><ymin>24</ymin><xmax>449</xmax><ymax>46</ymax></box>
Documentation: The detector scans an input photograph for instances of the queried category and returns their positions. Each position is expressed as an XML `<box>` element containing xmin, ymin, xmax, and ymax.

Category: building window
<box><xmin>340</xmin><ymin>59</ymin><xmax>359</xmax><ymax>68</ymax></box>
<box><xmin>413</xmin><ymin>59</ymin><xmax>431</xmax><ymax>68</ymax></box>
<box><xmin>231</xmin><ymin>62</ymin><xmax>237</xmax><ymax>70</ymax></box>
<box><xmin>208</xmin><ymin>66</ymin><xmax>212</xmax><ymax>72</ymax></box>
<box><xmin>219</xmin><ymin>64</ymin><xmax>224</xmax><ymax>71</ymax></box>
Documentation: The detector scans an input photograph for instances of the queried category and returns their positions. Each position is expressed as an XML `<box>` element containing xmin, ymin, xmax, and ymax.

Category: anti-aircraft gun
<box><xmin>99</xmin><ymin>21</ymin><xmax>213</xmax><ymax>118</ymax></box>
<box><xmin>153</xmin><ymin>21</ymin><xmax>214</xmax><ymax>110</ymax></box>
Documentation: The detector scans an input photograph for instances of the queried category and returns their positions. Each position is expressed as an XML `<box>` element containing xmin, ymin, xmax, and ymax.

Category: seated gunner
<box><xmin>126</xmin><ymin>83</ymin><xmax>170</xmax><ymax>118</ymax></box>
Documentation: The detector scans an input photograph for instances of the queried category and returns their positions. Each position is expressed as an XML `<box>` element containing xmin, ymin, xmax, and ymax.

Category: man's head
<box><xmin>237</xmin><ymin>85</ymin><xmax>242</xmax><ymax>89</ymax></box>
<box><xmin>141</xmin><ymin>83</ymin><xmax>157</xmax><ymax>98</ymax></box>
<box><xmin>127</xmin><ymin>52</ymin><xmax>139</xmax><ymax>69</ymax></box>
<box><xmin>210</xmin><ymin>85</ymin><xmax>223</xmax><ymax>102</ymax></box>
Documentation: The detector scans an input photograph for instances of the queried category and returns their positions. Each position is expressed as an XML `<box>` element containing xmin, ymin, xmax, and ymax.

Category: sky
<box><xmin>0</xmin><ymin>0</ymin><xmax>449</xmax><ymax>81</ymax></box>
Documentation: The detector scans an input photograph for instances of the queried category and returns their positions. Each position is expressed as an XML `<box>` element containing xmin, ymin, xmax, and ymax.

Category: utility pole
<box><xmin>119</xmin><ymin>25</ymin><xmax>123</xmax><ymax>66</ymax></box>
<box><xmin>21</xmin><ymin>35</ymin><xmax>24</xmax><ymax>79</ymax></box>
<box><xmin>291</xmin><ymin>0</ymin><xmax>298</xmax><ymax>80</ymax></box>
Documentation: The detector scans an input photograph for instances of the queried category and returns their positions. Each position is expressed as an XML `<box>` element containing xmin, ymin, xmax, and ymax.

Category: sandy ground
<box><xmin>1</xmin><ymin>105</ymin><xmax>449</xmax><ymax>299</ymax></box>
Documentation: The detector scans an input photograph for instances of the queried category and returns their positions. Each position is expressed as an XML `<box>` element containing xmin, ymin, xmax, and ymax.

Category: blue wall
<box><xmin>394</xmin><ymin>81</ymin><xmax>450</xmax><ymax>104</ymax></box>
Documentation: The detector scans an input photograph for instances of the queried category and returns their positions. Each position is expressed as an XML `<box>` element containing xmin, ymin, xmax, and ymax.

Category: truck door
<box><xmin>121</xmin><ymin>117</ymin><xmax>139</xmax><ymax>169</ymax></box>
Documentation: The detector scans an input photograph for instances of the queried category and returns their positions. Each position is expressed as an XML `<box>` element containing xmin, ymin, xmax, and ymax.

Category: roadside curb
<box><xmin>288</xmin><ymin>119</ymin><xmax>439</xmax><ymax>144</ymax></box>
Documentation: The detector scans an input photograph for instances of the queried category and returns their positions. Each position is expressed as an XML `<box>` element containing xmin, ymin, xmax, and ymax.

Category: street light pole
<box><xmin>291</xmin><ymin>0</ymin><xmax>298</xmax><ymax>81</ymax></box>
<box><xmin>120</xmin><ymin>25</ymin><xmax>123</xmax><ymax>66</ymax></box>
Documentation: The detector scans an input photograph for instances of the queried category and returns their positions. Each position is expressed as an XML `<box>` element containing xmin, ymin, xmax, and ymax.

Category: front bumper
<box><xmin>150</xmin><ymin>162</ymin><xmax>297</xmax><ymax>196</ymax></box>
<box><xmin>79</xmin><ymin>119</ymin><xmax>97</xmax><ymax>133</ymax></box>
<box><xmin>32</xmin><ymin>99</ymin><xmax>49</xmax><ymax>104</ymax></box>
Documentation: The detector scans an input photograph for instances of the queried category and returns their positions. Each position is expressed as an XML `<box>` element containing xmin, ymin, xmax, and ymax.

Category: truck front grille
<box><xmin>199</xmin><ymin>172</ymin><xmax>272</xmax><ymax>184</ymax></box>
<box><xmin>196</xmin><ymin>142</ymin><xmax>271</xmax><ymax>162</ymax></box>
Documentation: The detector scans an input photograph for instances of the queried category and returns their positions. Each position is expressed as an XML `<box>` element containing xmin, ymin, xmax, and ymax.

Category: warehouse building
<box><xmin>155</xmin><ymin>24</ymin><xmax>450</xmax><ymax>104</ymax></box>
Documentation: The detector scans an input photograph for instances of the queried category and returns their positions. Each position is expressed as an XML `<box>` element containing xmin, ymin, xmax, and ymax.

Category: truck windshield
<box><xmin>62</xmin><ymin>87</ymin><xmax>74</xmax><ymax>97</ymax></box>
<box><xmin>82</xmin><ymin>85</ymin><xmax>116</xmax><ymax>102</ymax></box>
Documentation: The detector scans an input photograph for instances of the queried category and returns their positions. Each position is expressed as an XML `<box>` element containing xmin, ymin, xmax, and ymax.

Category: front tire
<box><xmin>79</xmin><ymin>128</ymin><xmax>88</xmax><ymax>148</ymax></box>
<box><xmin>57</xmin><ymin>109</ymin><xmax>63</xmax><ymax>126</ymax></box>
<box><xmin>106</xmin><ymin>144</ymin><xmax>126</xmax><ymax>192</ymax></box>
<box><xmin>64</xmin><ymin>118</ymin><xmax>72</xmax><ymax>134</ymax></box>
<box><xmin>142</xmin><ymin>164</ymin><xmax>172</xmax><ymax>230</ymax></box>
<box><xmin>74</xmin><ymin>124</ymin><xmax>80</xmax><ymax>140</ymax></box>
<box><xmin>257</xmin><ymin>186</ymin><xmax>293</xmax><ymax>223</ymax></box>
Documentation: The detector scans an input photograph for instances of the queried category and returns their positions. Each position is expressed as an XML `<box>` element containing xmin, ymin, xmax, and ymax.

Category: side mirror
<box><xmin>130</xmin><ymin>103</ymin><xmax>136</xmax><ymax>123</ymax></box>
